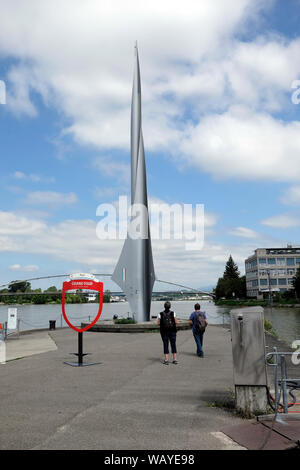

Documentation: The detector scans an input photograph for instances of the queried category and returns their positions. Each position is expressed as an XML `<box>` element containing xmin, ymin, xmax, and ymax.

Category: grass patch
<box><xmin>264</xmin><ymin>318</ymin><xmax>278</xmax><ymax>338</ymax></box>
<box><xmin>206</xmin><ymin>398</ymin><xmax>235</xmax><ymax>412</ymax></box>
<box><xmin>114</xmin><ymin>318</ymin><xmax>137</xmax><ymax>324</ymax></box>
<box><xmin>215</xmin><ymin>299</ymin><xmax>267</xmax><ymax>307</ymax></box>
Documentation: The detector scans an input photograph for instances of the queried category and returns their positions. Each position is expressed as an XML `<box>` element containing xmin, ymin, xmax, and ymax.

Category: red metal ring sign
<box><xmin>62</xmin><ymin>279</ymin><xmax>103</xmax><ymax>333</ymax></box>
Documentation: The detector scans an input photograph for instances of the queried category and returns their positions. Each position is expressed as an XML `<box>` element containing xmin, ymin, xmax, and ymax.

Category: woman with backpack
<box><xmin>157</xmin><ymin>301</ymin><xmax>178</xmax><ymax>365</ymax></box>
<box><xmin>189</xmin><ymin>303</ymin><xmax>208</xmax><ymax>357</ymax></box>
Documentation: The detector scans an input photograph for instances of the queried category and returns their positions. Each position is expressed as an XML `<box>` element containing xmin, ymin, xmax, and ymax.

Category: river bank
<box><xmin>1</xmin><ymin>300</ymin><xmax>299</xmax><ymax>347</ymax></box>
<box><xmin>215</xmin><ymin>300</ymin><xmax>300</xmax><ymax>308</ymax></box>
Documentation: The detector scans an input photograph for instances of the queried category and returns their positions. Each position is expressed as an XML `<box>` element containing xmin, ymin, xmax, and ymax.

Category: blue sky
<box><xmin>1</xmin><ymin>0</ymin><xmax>300</xmax><ymax>290</ymax></box>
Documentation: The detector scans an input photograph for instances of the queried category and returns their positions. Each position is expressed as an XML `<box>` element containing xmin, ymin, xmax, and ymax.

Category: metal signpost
<box><xmin>62</xmin><ymin>273</ymin><xmax>103</xmax><ymax>367</ymax></box>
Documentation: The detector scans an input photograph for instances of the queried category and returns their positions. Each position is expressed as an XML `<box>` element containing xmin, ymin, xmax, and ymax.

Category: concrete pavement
<box><xmin>4</xmin><ymin>331</ymin><xmax>57</xmax><ymax>361</ymax></box>
<box><xmin>1</xmin><ymin>326</ymin><xmax>248</xmax><ymax>450</ymax></box>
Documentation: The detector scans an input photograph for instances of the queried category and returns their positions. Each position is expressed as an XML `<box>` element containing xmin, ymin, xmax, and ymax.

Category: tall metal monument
<box><xmin>112</xmin><ymin>44</ymin><xmax>155</xmax><ymax>322</ymax></box>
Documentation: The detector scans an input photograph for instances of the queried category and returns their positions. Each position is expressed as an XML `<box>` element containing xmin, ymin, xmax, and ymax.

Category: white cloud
<box><xmin>0</xmin><ymin>209</ymin><xmax>255</xmax><ymax>288</ymax></box>
<box><xmin>92</xmin><ymin>157</ymin><xmax>130</xmax><ymax>185</ymax></box>
<box><xmin>229</xmin><ymin>226</ymin><xmax>259</xmax><ymax>238</ymax></box>
<box><xmin>8</xmin><ymin>264</ymin><xmax>21</xmax><ymax>271</ymax></box>
<box><xmin>3</xmin><ymin>0</ymin><xmax>298</xmax><ymax>185</ymax></box>
<box><xmin>13</xmin><ymin>171</ymin><xmax>26</xmax><ymax>179</ymax></box>
<box><xmin>13</xmin><ymin>171</ymin><xmax>55</xmax><ymax>183</ymax></box>
<box><xmin>8</xmin><ymin>264</ymin><xmax>39</xmax><ymax>272</ymax></box>
<box><xmin>261</xmin><ymin>214</ymin><xmax>300</xmax><ymax>229</ymax></box>
<box><xmin>280</xmin><ymin>186</ymin><xmax>300</xmax><ymax>206</ymax></box>
<box><xmin>6</xmin><ymin>65</ymin><xmax>38</xmax><ymax>116</ymax></box>
<box><xmin>222</xmin><ymin>37</ymin><xmax>300</xmax><ymax>112</ymax></box>
<box><xmin>180</xmin><ymin>107</ymin><xmax>300</xmax><ymax>182</ymax></box>
<box><xmin>25</xmin><ymin>191</ymin><xmax>78</xmax><ymax>206</ymax></box>
<box><xmin>0</xmin><ymin>211</ymin><xmax>45</xmax><ymax>235</ymax></box>
<box><xmin>23</xmin><ymin>265</ymin><xmax>39</xmax><ymax>272</ymax></box>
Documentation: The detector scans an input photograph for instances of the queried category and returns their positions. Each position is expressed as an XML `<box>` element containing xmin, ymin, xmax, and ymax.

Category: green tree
<box><xmin>238</xmin><ymin>275</ymin><xmax>247</xmax><ymax>298</ymax></box>
<box><xmin>0</xmin><ymin>288</ymin><xmax>9</xmax><ymax>303</ymax></box>
<box><xmin>32</xmin><ymin>294</ymin><xmax>46</xmax><ymax>304</ymax></box>
<box><xmin>103</xmin><ymin>289</ymin><xmax>111</xmax><ymax>303</ymax></box>
<box><xmin>215</xmin><ymin>256</ymin><xmax>245</xmax><ymax>300</ymax></box>
<box><xmin>223</xmin><ymin>255</ymin><xmax>240</xmax><ymax>279</ymax></box>
<box><xmin>46</xmin><ymin>286</ymin><xmax>58</xmax><ymax>292</ymax></box>
<box><xmin>8</xmin><ymin>281</ymin><xmax>31</xmax><ymax>293</ymax></box>
<box><xmin>44</xmin><ymin>286</ymin><xmax>61</xmax><ymax>303</ymax></box>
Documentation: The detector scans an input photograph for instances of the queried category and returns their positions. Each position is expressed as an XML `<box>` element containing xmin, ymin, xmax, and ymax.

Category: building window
<box><xmin>259</xmin><ymin>258</ymin><xmax>266</xmax><ymax>264</ymax></box>
<box><xmin>260</xmin><ymin>279</ymin><xmax>268</xmax><ymax>286</ymax></box>
<box><xmin>259</xmin><ymin>269</ymin><xmax>268</xmax><ymax>276</ymax></box>
<box><xmin>279</xmin><ymin>288</ymin><xmax>287</xmax><ymax>293</ymax></box>
<box><xmin>269</xmin><ymin>269</ymin><xmax>285</xmax><ymax>276</ymax></box>
<box><xmin>278</xmin><ymin>278</ymin><xmax>286</xmax><ymax>285</ymax></box>
<box><xmin>296</xmin><ymin>258</ymin><xmax>300</xmax><ymax>264</ymax></box>
<box><xmin>287</xmin><ymin>268</ymin><xmax>295</xmax><ymax>275</ymax></box>
<box><xmin>286</xmin><ymin>258</ymin><xmax>295</xmax><ymax>266</ymax></box>
<box><xmin>277</xmin><ymin>258</ymin><xmax>285</xmax><ymax>265</ymax></box>
<box><xmin>252</xmin><ymin>280</ymin><xmax>258</xmax><ymax>287</ymax></box>
<box><xmin>270</xmin><ymin>279</ymin><xmax>277</xmax><ymax>285</ymax></box>
<box><xmin>268</xmin><ymin>258</ymin><xmax>276</xmax><ymax>265</ymax></box>
<box><xmin>288</xmin><ymin>278</ymin><xmax>294</xmax><ymax>285</ymax></box>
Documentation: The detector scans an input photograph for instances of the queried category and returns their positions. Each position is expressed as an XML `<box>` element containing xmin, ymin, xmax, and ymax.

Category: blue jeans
<box><xmin>160</xmin><ymin>331</ymin><xmax>177</xmax><ymax>355</ymax></box>
<box><xmin>193</xmin><ymin>331</ymin><xmax>204</xmax><ymax>356</ymax></box>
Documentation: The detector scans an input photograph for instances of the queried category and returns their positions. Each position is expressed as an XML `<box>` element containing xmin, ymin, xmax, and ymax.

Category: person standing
<box><xmin>189</xmin><ymin>303</ymin><xmax>208</xmax><ymax>357</ymax></box>
<box><xmin>157</xmin><ymin>301</ymin><xmax>178</xmax><ymax>365</ymax></box>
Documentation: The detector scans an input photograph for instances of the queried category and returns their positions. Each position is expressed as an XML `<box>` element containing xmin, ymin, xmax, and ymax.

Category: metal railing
<box><xmin>265</xmin><ymin>347</ymin><xmax>300</xmax><ymax>414</ymax></box>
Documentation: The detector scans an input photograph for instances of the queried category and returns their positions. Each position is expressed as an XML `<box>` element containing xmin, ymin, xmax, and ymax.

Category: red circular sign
<box><xmin>62</xmin><ymin>279</ymin><xmax>103</xmax><ymax>333</ymax></box>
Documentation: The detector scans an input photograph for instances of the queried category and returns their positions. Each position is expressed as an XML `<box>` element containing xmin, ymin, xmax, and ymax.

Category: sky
<box><xmin>1</xmin><ymin>0</ymin><xmax>300</xmax><ymax>291</ymax></box>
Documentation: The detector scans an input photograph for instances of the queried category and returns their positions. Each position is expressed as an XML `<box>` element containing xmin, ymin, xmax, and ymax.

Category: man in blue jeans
<box><xmin>189</xmin><ymin>303</ymin><xmax>208</xmax><ymax>357</ymax></box>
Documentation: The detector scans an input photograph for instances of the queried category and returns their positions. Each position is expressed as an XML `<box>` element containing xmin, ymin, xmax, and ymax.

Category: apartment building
<box><xmin>245</xmin><ymin>245</ymin><xmax>300</xmax><ymax>298</ymax></box>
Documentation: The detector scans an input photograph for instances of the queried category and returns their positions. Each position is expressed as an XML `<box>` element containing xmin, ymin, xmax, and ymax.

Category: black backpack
<box><xmin>194</xmin><ymin>311</ymin><xmax>206</xmax><ymax>334</ymax></box>
<box><xmin>160</xmin><ymin>310</ymin><xmax>175</xmax><ymax>331</ymax></box>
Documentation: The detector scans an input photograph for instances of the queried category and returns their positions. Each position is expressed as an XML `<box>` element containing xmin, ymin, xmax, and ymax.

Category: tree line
<box><xmin>214</xmin><ymin>255</ymin><xmax>300</xmax><ymax>302</ymax></box>
<box><xmin>0</xmin><ymin>282</ymin><xmax>111</xmax><ymax>304</ymax></box>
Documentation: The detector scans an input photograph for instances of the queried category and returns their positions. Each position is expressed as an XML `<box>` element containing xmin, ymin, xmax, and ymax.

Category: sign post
<box><xmin>62</xmin><ymin>274</ymin><xmax>103</xmax><ymax>367</ymax></box>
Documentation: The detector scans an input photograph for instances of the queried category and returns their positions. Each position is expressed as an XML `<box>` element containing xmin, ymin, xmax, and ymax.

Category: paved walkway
<box><xmin>4</xmin><ymin>331</ymin><xmax>57</xmax><ymax>361</ymax></box>
<box><xmin>0</xmin><ymin>325</ymin><xmax>247</xmax><ymax>450</ymax></box>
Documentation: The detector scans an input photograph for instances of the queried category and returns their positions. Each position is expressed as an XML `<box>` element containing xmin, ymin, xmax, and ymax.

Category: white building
<box><xmin>245</xmin><ymin>245</ymin><xmax>300</xmax><ymax>298</ymax></box>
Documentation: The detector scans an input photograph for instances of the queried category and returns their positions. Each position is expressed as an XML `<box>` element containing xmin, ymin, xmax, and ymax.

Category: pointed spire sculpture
<box><xmin>112</xmin><ymin>43</ymin><xmax>155</xmax><ymax>322</ymax></box>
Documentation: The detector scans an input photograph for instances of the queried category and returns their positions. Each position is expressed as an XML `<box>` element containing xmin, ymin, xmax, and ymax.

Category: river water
<box><xmin>0</xmin><ymin>300</ymin><xmax>299</xmax><ymax>347</ymax></box>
